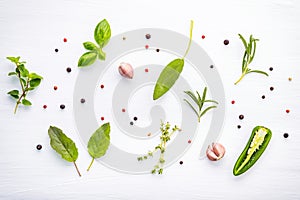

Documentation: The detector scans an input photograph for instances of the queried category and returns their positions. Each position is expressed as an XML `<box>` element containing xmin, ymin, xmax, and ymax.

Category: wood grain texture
<box><xmin>0</xmin><ymin>0</ymin><xmax>300</xmax><ymax>199</ymax></box>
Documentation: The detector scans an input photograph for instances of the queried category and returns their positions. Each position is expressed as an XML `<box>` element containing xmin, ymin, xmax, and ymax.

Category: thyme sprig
<box><xmin>184</xmin><ymin>87</ymin><xmax>218</xmax><ymax>123</ymax></box>
<box><xmin>234</xmin><ymin>34</ymin><xmax>268</xmax><ymax>85</ymax></box>
<box><xmin>137</xmin><ymin>121</ymin><xmax>181</xmax><ymax>174</ymax></box>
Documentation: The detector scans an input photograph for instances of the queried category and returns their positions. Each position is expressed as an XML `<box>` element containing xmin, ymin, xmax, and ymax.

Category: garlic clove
<box><xmin>118</xmin><ymin>62</ymin><xmax>133</xmax><ymax>79</ymax></box>
<box><xmin>206</xmin><ymin>143</ymin><xmax>225</xmax><ymax>161</ymax></box>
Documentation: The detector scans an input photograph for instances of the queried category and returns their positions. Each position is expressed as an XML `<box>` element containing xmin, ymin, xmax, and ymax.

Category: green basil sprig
<box><xmin>6</xmin><ymin>56</ymin><xmax>43</xmax><ymax>114</ymax></box>
<box><xmin>234</xmin><ymin>34</ymin><xmax>268</xmax><ymax>85</ymax></box>
<box><xmin>153</xmin><ymin>20</ymin><xmax>194</xmax><ymax>100</ymax></box>
<box><xmin>48</xmin><ymin>126</ymin><xmax>81</xmax><ymax>177</ymax></box>
<box><xmin>87</xmin><ymin>123</ymin><xmax>111</xmax><ymax>171</ymax></box>
<box><xmin>233</xmin><ymin>126</ymin><xmax>272</xmax><ymax>176</ymax></box>
<box><xmin>78</xmin><ymin>19</ymin><xmax>111</xmax><ymax>67</ymax></box>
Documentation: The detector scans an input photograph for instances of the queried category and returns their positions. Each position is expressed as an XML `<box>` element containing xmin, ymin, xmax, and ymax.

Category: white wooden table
<box><xmin>0</xmin><ymin>0</ymin><xmax>299</xmax><ymax>199</ymax></box>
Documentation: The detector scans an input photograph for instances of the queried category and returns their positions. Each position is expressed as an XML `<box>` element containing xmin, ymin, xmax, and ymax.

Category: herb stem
<box><xmin>73</xmin><ymin>161</ymin><xmax>82</xmax><ymax>177</ymax></box>
<box><xmin>183</xmin><ymin>20</ymin><xmax>194</xmax><ymax>58</ymax></box>
<box><xmin>87</xmin><ymin>158</ymin><xmax>95</xmax><ymax>171</ymax></box>
<box><xmin>234</xmin><ymin>71</ymin><xmax>246</xmax><ymax>85</ymax></box>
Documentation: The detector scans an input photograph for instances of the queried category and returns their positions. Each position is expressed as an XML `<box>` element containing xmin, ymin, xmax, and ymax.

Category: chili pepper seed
<box><xmin>288</xmin><ymin>77</ymin><xmax>292</xmax><ymax>81</ymax></box>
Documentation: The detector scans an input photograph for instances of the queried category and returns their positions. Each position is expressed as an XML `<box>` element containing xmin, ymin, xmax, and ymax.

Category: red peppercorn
<box><xmin>145</xmin><ymin>45</ymin><xmax>149</xmax><ymax>49</ymax></box>
<box><xmin>100</xmin><ymin>85</ymin><xmax>104</xmax><ymax>89</ymax></box>
<box><xmin>231</xmin><ymin>100</ymin><xmax>235</xmax><ymax>104</ymax></box>
<box><xmin>43</xmin><ymin>105</ymin><xmax>47</xmax><ymax>109</ymax></box>
<box><xmin>101</xmin><ymin>117</ymin><xmax>105</xmax><ymax>121</ymax></box>
<box><xmin>286</xmin><ymin>109</ymin><xmax>290</xmax><ymax>113</ymax></box>
<box><xmin>202</xmin><ymin>35</ymin><xmax>205</xmax><ymax>39</ymax></box>
<box><xmin>54</xmin><ymin>86</ymin><xmax>58</xmax><ymax>90</ymax></box>
<box><xmin>188</xmin><ymin>140</ymin><xmax>192</xmax><ymax>144</ymax></box>
<box><xmin>122</xmin><ymin>108</ymin><xmax>126</xmax><ymax>112</ymax></box>
<box><xmin>63</xmin><ymin>38</ymin><xmax>67</xmax><ymax>42</ymax></box>
<box><xmin>145</xmin><ymin>68</ymin><xmax>149</xmax><ymax>72</ymax></box>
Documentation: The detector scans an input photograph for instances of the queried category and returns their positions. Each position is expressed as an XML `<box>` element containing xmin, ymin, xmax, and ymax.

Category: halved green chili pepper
<box><xmin>153</xmin><ymin>20</ymin><xmax>194</xmax><ymax>100</ymax></box>
<box><xmin>233</xmin><ymin>126</ymin><xmax>272</xmax><ymax>176</ymax></box>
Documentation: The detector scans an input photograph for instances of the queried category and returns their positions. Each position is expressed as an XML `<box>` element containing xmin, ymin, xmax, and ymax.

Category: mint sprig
<box><xmin>6</xmin><ymin>56</ymin><xmax>43</xmax><ymax>114</ymax></box>
<box><xmin>78</xmin><ymin>19</ymin><xmax>111</xmax><ymax>67</ymax></box>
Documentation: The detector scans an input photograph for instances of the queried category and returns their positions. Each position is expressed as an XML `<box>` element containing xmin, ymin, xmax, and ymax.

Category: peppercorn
<box><xmin>36</xmin><ymin>144</ymin><xmax>42</xmax><ymax>150</ymax></box>
<box><xmin>60</xmin><ymin>104</ymin><xmax>65</xmax><ymax>109</ymax></box>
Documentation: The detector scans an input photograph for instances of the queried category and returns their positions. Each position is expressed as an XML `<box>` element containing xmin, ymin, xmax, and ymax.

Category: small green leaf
<box><xmin>94</xmin><ymin>19</ymin><xmax>111</xmax><ymax>48</ymax></box>
<box><xmin>25</xmin><ymin>87</ymin><xmax>35</xmax><ymax>91</ymax></box>
<box><xmin>247</xmin><ymin>70</ymin><xmax>269</xmax><ymax>76</ymax></box>
<box><xmin>28</xmin><ymin>73</ymin><xmax>43</xmax><ymax>80</ymax></box>
<box><xmin>97</xmin><ymin>48</ymin><xmax>106</xmax><ymax>60</ymax></box>
<box><xmin>30</xmin><ymin>78</ymin><xmax>41</xmax><ymax>87</ymax></box>
<box><xmin>78</xmin><ymin>51</ymin><xmax>98</xmax><ymax>67</ymax></box>
<box><xmin>184</xmin><ymin>91</ymin><xmax>198</xmax><ymax>104</ymax></box>
<box><xmin>7</xmin><ymin>56</ymin><xmax>20</xmax><ymax>63</ymax></box>
<box><xmin>8</xmin><ymin>72</ymin><xmax>17</xmax><ymax>76</ymax></box>
<box><xmin>18</xmin><ymin>64</ymin><xmax>29</xmax><ymax>77</ymax></box>
<box><xmin>22</xmin><ymin>99</ymin><xmax>32</xmax><ymax>106</ymax></box>
<box><xmin>7</xmin><ymin>90</ymin><xmax>19</xmax><ymax>99</ymax></box>
<box><xmin>238</xmin><ymin>34</ymin><xmax>248</xmax><ymax>52</ymax></box>
<box><xmin>48</xmin><ymin>126</ymin><xmax>79</xmax><ymax>162</ymax></box>
<box><xmin>83</xmin><ymin>41</ymin><xmax>98</xmax><ymax>50</ymax></box>
<box><xmin>87</xmin><ymin>123</ymin><xmax>110</xmax><ymax>159</ymax></box>
<box><xmin>200</xmin><ymin>106</ymin><xmax>217</xmax><ymax>117</ymax></box>
<box><xmin>21</xmin><ymin>78</ymin><xmax>27</xmax><ymax>87</ymax></box>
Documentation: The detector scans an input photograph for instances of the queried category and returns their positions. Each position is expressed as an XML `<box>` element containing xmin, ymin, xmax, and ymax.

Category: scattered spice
<box><xmin>55</xmin><ymin>49</ymin><xmax>59</xmax><ymax>52</ymax></box>
<box><xmin>224</xmin><ymin>39</ymin><xmax>229</xmax><ymax>45</ymax></box>
<box><xmin>54</xmin><ymin>86</ymin><xmax>58</xmax><ymax>91</ymax></box>
<box><xmin>145</xmin><ymin>68</ymin><xmax>149</xmax><ymax>73</ymax></box>
<box><xmin>63</xmin><ymin>38</ymin><xmax>67</xmax><ymax>42</ymax></box>
<box><xmin>288</xmin><ymin>77</ymin><xmax>292</xmax><ymax>81</ymax></box>
<box><xmin>130</xmin><ymin>121</ymin><xmax>134</xmax><ymax>125</ymax></box>
<box><xmin>60</xmin><ymin>104</ymin><xmax>65</xmax><ymax>110</ymax></box>
<box><xmin>202</xmin><ymin>35</ymin><xmax>205</xmax><ymax>39</ymax></box>
<box><xmin>133</xmin><ymin>117</ymin><xmax>138</xmax><ymax>121</ymax></box>
<box><xmin>262</xmin><ymin>95</ymin><xmax>265</xmax><ymax>99</ymax></box>
<box><xmin>270</xmin><ymin>86</ymin><xmax>274</xmax><ymax>91</ymax></box>
<box><xmin>156</xmin><ymin>49</ymin><xmax>160</xmax><ymax>52</ymax></box>
<box><xmin>100</xmin><ymin>84</ymin><xmax>104</xmax><ymax>89</ymax></box>
<box><xmin>231</xmin><ymin>100</ymin><xmax>235</xmax><ymax>104</ymax></box>
<box><xmin>147</xmin><ymin>133</ymin><xmax>152</xmax><ymax>137</ymax></box>
<box><xmin>179</xmin><ymin>161</ymin><xmax>183</xmax><ymax>165</ymax></box>
<box><xmin>237</xmin><ymin>125</ymin><xmax>241</xmax><ymax>129</ymax></box>
<box><xmin>210</xmin><ymin>65</ymin><xmax>214</xmax><ymax>69</ymax></box>
<box><xmin>80</xmin><ymin>98</ymin><xmax>86</xmax><ymax>103</ymax></box>
<box><xmin>43</xmin><ymin>105</ymin><xmax>47</xmax><ymax>109</ymax></box>
<box><xmin>101</xmin><ymin>117</ymin><xmax>105</xmax><ymax>121</ymax></box>
<box><xmin>145</xmin><ymin>34</ymin><xmax>151</xmax><ymax>39</ymax></box>
<box><xmin>283</xmin><ymin>133</ymin><xmax>289</xmax><ymax>138</ymax></box>
<box><xmin>36</xmin><ymin>144</ymin><xmax>42</xmax><ymax>150</ymax></box>
<box><xmin>188</xmin><ymin>140</ymin><xmax>192</xmax><ymax>144</ymax></box>
<box><xmin>239</xmin><ymin>115</ymin><xmax>244</xmax><ymax>120</ymax></box>
<box><xmin>122</xmin><ymin>36</ymin><xmax>126</xmax><ymax>40</ymax></box>
<box><xmin>286</xmin><ymin>109</ymin><xmax>290</xmax><ymax>113</ymax></box>
<box><xmin>145</xmin><ymin>45</ymin><xmax>149</xmax><ymax>49</ymax></box>
<box><xmin>122</xmin><ymin>108</ymin><xmax>126</xmax><ymax>113</ymax></box>
<box><xmin>269</xmin><ymin>67</ymin><xmax>273</xmax><ymax>71</ymax></box>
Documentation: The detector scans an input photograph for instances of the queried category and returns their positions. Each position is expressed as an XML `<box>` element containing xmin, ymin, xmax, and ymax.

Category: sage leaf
<box><xmin>87</xmin><ymin>123</ymin><xmax>110</xmax><ymax>171</ymax></box>
<box><xmin>83</xmin><ymin>41</ymin><xmax>98</xmax><ymax>51</ymax></box>
<box><xmin>78</xmin><ymin>51</ymin><xmax>98</xmax><ymax>67</ymax></box>
<box><xmin>48</xmin><ymin>126</ymin><xmax>81</xmax><ymax>177</ymax></box>
<box><xmin>22</xmin><ymin>99</ymin><xmax>32</xmax><ymax>106</ymax></box>
<box><xmin>153</xmin><ymin>20</ymin><xmax>194</xmax><ymax>100</ymax></box>
<box><xmin>94</xmin><ymin>19</ymin><xmax>111</xmax><ymax>48</ymax></box>
<box><xmin>153</xmin><ymin>59</ymin><xmax>184</xmax><ymax>100</ymax></box>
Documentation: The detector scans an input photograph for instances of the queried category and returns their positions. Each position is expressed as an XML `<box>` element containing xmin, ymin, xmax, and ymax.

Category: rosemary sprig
<box><xmin>234</xmin><ymin>34</ymin><xmax>268</xmax><ymax>85</ymax></box>
<box><xmin>137</xmin><ymin>121</ymin><xmax>181</xmax><ymax>174</ymax></box>
<box><xmin>184</xmin><ymin>87</ymin><xmax>218</xmax><ymax>123</ymax></box>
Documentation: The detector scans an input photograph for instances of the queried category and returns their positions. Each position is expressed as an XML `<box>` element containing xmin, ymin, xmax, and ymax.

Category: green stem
<box><xmin>73</xmin><ymin>161</ymin><xmax>82</xmax><ymax>177</ymax></box>
<box><xmin>87</xmin><ymin>158</ymin><xmax>95</xmax><ymax>171</ymax></box>
<box><xmin>234</xmin><ymin>71</ymin><xmax>247</xmax><ymax>85</ymax></box>
<box><xmin>183</xmin><ymin>20</ymin><xmax>194</xmax><ymax>58</ymax></box>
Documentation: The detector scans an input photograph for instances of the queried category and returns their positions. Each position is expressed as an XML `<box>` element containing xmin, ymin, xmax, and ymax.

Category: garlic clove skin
<box><xmin>206</xmin><ymin>143</ymin><xmax>225</xmax><ymax>161</ymax></box>
<box><xmin>118</xmin><ymin>62</ymin><xmax>133</xmax><ymax>79</ymax></box>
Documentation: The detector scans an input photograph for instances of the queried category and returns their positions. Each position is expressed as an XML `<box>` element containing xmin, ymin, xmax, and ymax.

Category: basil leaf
<box><xmin>48</xmin><ymin>126</ymin><xmax>79</xmax><ymax>162</ymax></box>
<box><xmin>8</xmin><ymin>90</ymin><xmax>19</xmax><ymax>99</ymax></box>
<box><xmin>87</xmin><ymin>123</ymin><xmax>110</xmax><ymax>171</ymax></box>
<box><xmin>94</xmin><ymin>19</ymin><xmax>111</xmax><ymax>48</ymax></box>
<box><xmin>153</xmin><ymin>59</ymin><xmax>184</xmax><ymax>100</ymax></box>
<box><xmin>48</xmin><ymin>126</ymin><xmax>81</xmax><ymax>177</ymax></box>
<box><xmin>30</xmin><ymin>78</ymin><xmax>41</xmax><ymax>87</ymax></box>
<box><xmin>8</xmin><ymin>72</ymin><xmax>17</xmax><ymax>76</ymax></box>
<box><xmin>83</xmin><ymin>41</ymin><xmax>98</xmax><ymax>50</ymax></box>
<box><xmin>78</xmin><ymin>51</ymin><xmax>98</xmax><ymax>67</ymax></box>
<box><xmin>97</xmin><ymin>48</ymin><xmax>106</xmax><ymax>60</ymax></box>
<box><xmin>22</xmin><ymin>99</ymin><xmax>32</xmax><ymax>106</ymax></box>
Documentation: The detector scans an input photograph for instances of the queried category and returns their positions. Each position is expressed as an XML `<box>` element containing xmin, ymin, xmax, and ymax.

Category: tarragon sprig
<box><xmin>137</xmin><ymin>121</ymin><xmax>181</xmax><ymax>174</ymax></box>
<box><xmin>7</xmin><ymin>56</ymin><xmax>43</xmax><ymax>114</ymax></box>
<box><xmin>234</xmin><ymin>34</ymin><xmax>268</xmax><ymax>85</ymax></box>
<box><xmin>184</xmin><ymin>87</ymin><xmax>218</xmax><ymax>123</ymax></box>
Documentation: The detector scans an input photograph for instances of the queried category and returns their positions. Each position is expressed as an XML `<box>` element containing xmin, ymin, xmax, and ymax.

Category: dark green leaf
<box><xmin>18</xmin><ymin>64</ymin><xmax>29</xmax><ymax>77</ymax></box>
<box><xmin>78</xmin><ymin>51</ymin><xmax>98</xmax><ymax>67</ymax></box>
<box><xmin>200</xmin><ymin>106</ymin><xmax>217</xmax><ymax>117</ymax></box>
<box><xmin>94</xmin><ymin>19</ymin><xmax>111</xmax><ymax>48</ymax></box>
<box><xmin>97</xmin><ymin>48</ymin><xmax>106</xmax><ymax>60</ymax></box>
<box><xmin>21</xmin><ymin>78</ymin><xmax>27</xmax><ymax>87</ymax></box>
<box><xmin>25</xmin><ymin>87</ymin><xmax>35</xmax><ymax>91</ymax></box>
<box><xmin>247</xmin><ymin>70</ymin><xmax>269</xmax><ymax>76</ymax></box>
<box><xmin>238</xmin><ymin>34</ymin><xmax>248</xmax><ymax>51</ymax></box>
<box><xmin>22</xmin><ymin>99</ymin><xmax>32</xmax><ymax>106</ymax></box>
<box><xmin>8</xmin><ymin>72</ymin><xmax>17</xmax><ymax>76</ymax></box>
<box><xmin>184</xmin><ymin>91</ymin><xmax>198</xmax><ymax>104</ymax></box>
<box><xmin>87</xmin><ymin>123</ymin><xmax>110</xmax><ymax>159</ymax></box>
<box><xmin>153</xmin><ymin>58</ymin><xmax>184</xmax><ymax>100</ymax></box>
<box><xmin>48</xmin><ymin>126</ymin><xmax>78</xmax><ymax>162</ymax></box>
<box><xmin>7</xmin><ymin>56</ymin><xmax>20</xmax><ymax>63</ymax></box>
<box><xmin>28</xmin><ymin>73</ymin><xmax>43</xmax><ymax>80</ymax></box>
<box><xmin>204</xmin><ymin>99</ymin><xmax>219</xmax><ymax>104</ymax></box>
<box><xmin>7</xmin><ymin>90</ymin><xmax>19</xmax><ymax>99</ymax></box>
<box><xmin>30</xmin><ymin>78</ymin><xmax>41</xmax><ymax>87</ymax></box>
<box><xmin>83</xmin><ymin>41</ymin><xmax>98</xmax><ymax>50</ymax></box>
<box><xmin>183</xmin><ymin>99</ymin><xmax>199</xmax><ymax>118</ymax></box>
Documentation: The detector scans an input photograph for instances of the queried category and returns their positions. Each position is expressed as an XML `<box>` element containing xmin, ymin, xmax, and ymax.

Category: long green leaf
<box><xmin>200</xmin><ymin>106</ymin><xmax>217</xmax><ymax>117</ymax></box>
<box><xmin>184</xmin><ymin>99</ymin><xmax>199</xmax><ymax>118</ymax></box>
<box><xmin>247</xmin><ymin>70</ymin><xmax>269</xmax><ymax>76</ymax></box>
<box><xmin>184</xmin><ymin>91</ymin><xmax>198</xmax><ymax>104</ymax></box>
<box><xmin>238</xmin><ymin>34</ymin><xmax>248</xmax><ymax>51</ymax></box>
<box><xmin>204</xmin><ymin>100</ymin><xmax>219</xmax><ymax>104</ymax></box>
